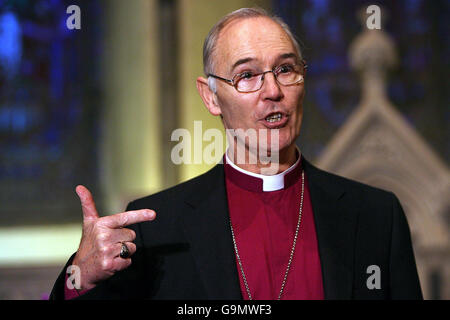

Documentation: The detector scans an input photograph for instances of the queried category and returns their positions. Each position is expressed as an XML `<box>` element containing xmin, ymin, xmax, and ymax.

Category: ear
<box><xmin>196</xmin><ymin>76</ymin><xmax>222</xmax><ymax>116</ymax></box>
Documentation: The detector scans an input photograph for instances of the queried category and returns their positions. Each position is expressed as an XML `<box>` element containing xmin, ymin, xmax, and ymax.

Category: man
<box><xmin>50</xmin><ymin>8</ymin><xmax>422</xmax><ymax>300</ymax></box>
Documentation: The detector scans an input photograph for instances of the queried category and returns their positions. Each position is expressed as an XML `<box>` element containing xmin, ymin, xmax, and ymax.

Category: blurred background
<box><xmin>0</xmin><ymin>0</ymin><xmax>448</xmax><ymax>299</ymax></box>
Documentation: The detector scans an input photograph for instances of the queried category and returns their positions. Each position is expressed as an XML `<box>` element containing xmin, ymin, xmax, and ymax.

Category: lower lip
<box><xmin>261</xmin><ymin>115</ymin><xmax>289</xmax><ymax>129</ymax></box>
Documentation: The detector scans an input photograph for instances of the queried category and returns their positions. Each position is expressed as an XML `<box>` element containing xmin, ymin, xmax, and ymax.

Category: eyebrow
<box><xmin>230</xmin><ymin>57</ymin><xmax>255</xmax><ymax>73</ymax></box>
<box><xmin>278</xmin><ymin>53</ymin><xmax>298</xmax><ymax>61</ymax></box>
<box><xmin>229</xmin><ymin>53</ymin><xmax>299</xmax><ymax>73</ymax></box>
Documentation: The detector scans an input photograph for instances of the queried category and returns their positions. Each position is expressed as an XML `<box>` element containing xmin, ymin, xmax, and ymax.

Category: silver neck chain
<box><xmin>229</xmin><ymin>170</ymin><xmax>305</xmax><ymax>300</ymax></box>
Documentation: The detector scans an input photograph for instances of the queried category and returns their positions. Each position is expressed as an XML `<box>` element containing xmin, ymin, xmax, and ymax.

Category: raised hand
<box><xmin>71</xmin><ymin>185</ymin><xmax>156</xmax><ymax>290</ymax></box>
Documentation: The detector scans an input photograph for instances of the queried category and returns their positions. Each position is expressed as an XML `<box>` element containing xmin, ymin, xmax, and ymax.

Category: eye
<box><xmin>278</xmin><ymin>64</ymin><xmax>294</xmax><ymax>73</ymax></box>
<box><xmin>238</xmin><ymin>71</ymin><xmax>255</xmax><ymax>80</ymax></box>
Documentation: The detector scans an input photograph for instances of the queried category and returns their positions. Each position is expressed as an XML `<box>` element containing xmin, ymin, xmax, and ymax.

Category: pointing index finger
<box><xmin>102</xmin><ymin>209</ymin><xmax>156</xmax><ymax>229</ymax></box>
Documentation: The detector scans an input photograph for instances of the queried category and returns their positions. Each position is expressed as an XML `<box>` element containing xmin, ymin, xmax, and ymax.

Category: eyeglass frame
<box><xmin>207</xmin><ymin>60</ymin><xmax>307</xmax><ymax>93</ymax></box>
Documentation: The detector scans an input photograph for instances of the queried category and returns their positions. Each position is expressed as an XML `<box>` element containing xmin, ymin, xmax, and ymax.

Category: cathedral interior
<box><xmin>0</xmin><ymin>0</ymin><xmax>448</xmax><ymax>299</ymax></box>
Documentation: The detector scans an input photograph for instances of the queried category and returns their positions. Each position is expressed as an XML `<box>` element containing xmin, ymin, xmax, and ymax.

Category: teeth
<box><xmin>265</xmin><ymin>113</ymin><xmax>282</xmax><ymax>122</ymax></box>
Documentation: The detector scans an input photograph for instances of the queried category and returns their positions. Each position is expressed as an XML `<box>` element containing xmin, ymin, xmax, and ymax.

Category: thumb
<box><xmin>76</xmin><ymin>185</ymin><xmax>99</xmax><ymax>222</ymax></box>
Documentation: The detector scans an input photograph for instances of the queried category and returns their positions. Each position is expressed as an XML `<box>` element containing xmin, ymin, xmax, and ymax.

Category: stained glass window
<box><xmin>0</xmin><ymin>0</ymin><xmax>102</xmax><ymax>225</ymax></box>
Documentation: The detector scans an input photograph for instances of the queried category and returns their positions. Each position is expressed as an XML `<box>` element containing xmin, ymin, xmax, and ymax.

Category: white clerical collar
<box><xmin>225</xmin><ymin>147</ymin><xmax>301</xmax><ymax>192</ymax></box>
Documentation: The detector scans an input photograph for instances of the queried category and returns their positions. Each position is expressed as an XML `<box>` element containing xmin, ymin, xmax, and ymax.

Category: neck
<box><xmin>227</xmin><ymin>143</ymin><xmax>298</xmax><ymax>175</ymax></box>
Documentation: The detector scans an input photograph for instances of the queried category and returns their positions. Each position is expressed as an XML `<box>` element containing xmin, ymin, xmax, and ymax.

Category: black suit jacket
<box><xmin>50</xmin><ymin>157</ymin><xmax>423</xmax><ymax>299</ymax></box>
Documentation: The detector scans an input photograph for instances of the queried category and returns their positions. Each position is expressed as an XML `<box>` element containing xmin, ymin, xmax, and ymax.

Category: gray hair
<box><xmin>203</xmin><ymin>8</ymin><xmax>302</xmax><ymax>92</ymax></box>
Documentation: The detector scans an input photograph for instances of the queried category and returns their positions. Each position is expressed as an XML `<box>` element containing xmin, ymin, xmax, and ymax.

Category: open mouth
<box><xmin>265</xmin><ymin>112</ymin><xmax>283</xmax><ymax>123</ymax></box>
<box><xmin>261</xmin><ymin>112</ymin><xmax>288</xmax><ymax>128</ymax></box>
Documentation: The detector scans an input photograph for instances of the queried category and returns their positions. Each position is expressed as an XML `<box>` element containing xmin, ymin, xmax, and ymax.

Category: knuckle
<box><xmin>98</xmin><ymin>245</ymin><xmax>109</xmax><ymax>256</ymax></box>
<box><xmin>120</xmin><ymin>214</ymin><xmax>129</xmax><ymax>226</ymax></box>
<box><xmin>100</xmin><ymin>258</ymin><xmax>112</xmax><ymax>272</ymax></box>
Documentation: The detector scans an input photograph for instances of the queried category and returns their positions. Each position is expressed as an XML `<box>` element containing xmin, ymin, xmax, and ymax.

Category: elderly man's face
<box><xmin>213</xmin><ymin>17</ymin><xmax>305</xmax><ymax>156</ymax></box>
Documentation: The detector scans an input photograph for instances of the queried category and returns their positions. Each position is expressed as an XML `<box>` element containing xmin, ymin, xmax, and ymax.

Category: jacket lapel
<box><xmin>303</xmin><ymin>157</ymin><xmax>356</xmax><ymax>299</ymax></box>
<box><xmin>180</xmin><ymin>164</ymin><xmax>242</xmax><ymax>299</ymax></box>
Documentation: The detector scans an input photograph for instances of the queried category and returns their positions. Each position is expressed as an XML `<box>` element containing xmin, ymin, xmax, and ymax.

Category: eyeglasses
<box><xmin>207</xmin><ymin>60</ymin><xmax>307</xmax><ymax>93</ymax></box>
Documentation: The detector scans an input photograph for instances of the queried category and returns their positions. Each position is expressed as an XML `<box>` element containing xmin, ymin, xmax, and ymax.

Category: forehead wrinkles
<box><xmin>214</xmin><ymin>17</ymin><xmax>296</xmax><ymax>75</ymax></box>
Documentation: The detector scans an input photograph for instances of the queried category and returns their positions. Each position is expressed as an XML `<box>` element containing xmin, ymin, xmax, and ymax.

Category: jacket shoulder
<box><xmin>304</xmin><ymin>158</ymin><xmax>397</xmax><ymax>205</ymax></box>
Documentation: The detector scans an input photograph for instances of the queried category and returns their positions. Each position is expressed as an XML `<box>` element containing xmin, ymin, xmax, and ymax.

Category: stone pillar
<box><xmin>101</xmin><ymin>0</ymin><xmax>162</xmax><ymax>213</ymax></box>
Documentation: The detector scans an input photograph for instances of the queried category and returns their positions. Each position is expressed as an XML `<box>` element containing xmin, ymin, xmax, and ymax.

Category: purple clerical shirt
<box><xmin>224</xmin><ymin>154</ymin><xmax>324</xmax><ymax>300</ymax></box>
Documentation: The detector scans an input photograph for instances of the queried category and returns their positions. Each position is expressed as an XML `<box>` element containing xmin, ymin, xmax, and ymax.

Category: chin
<box><xmin>259</xmin><ymin>140</ymin><xmax>291</xmax><ymax>156</ymax></box>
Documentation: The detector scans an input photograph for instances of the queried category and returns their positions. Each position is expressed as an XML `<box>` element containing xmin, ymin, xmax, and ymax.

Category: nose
<box><xmin>260</xmin><ymin>71</ymin><xmax>283</xmax><ymax>101</ymax></box>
